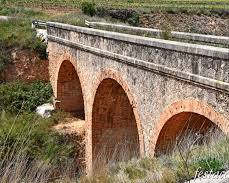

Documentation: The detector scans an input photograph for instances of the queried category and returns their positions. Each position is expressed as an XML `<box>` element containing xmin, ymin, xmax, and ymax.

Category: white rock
<box><xmin>36</xmin><ymin>103</ymin><xmax>54</xmax><ymax>118</ymax></box>
<box><xmin>0</xmin><ymin>16</ymin><xmax>11</xmax><ymax>21</ymax></box>
<box><xmin>36</xmin><ymin>29</ymin><xmax>47</xmax><ymax>43</ymax></box>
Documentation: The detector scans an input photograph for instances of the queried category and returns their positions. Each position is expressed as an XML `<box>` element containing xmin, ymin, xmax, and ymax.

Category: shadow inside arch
<box><xmin>154</xmin><ymin>110</ymin><xmax>225</xmax><ymax>156</ymax></box>
<box><xmin>56</xmin><ymin>60</ymin><xmax>85</xmax><ymax>119</ymax></box>
<box><xmin>91</xmin><ymin>78</ymin><xmax>141</xmax><ymax>168</ymax></box>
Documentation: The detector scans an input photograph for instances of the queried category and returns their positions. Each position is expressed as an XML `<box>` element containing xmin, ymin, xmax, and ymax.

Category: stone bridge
<box><xmin>47</xmin><ymin>22</ymin><xmax>229</xmax><ymax>172</ymax></box>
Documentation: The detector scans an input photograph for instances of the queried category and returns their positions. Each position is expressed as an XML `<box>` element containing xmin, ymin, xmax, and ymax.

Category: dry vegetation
<box><xmin>81</xmin><ymin>130</ymin><xmax>228</xmax><ymax>183</ymax></box>
<box><xmin>0</xmin><ymin>110</ymin><xmax>228</xmax><ymax>183</ymax></box>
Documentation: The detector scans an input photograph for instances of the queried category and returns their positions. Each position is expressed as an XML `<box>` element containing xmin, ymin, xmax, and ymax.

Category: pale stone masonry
<box><xmin>47</xmin><ymin>22</ymin><xmax>229</xmax><ymax>172</ymax></box>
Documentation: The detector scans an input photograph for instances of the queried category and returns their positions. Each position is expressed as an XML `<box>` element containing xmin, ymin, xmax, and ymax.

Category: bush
<box><xmin>96</xmin><ymin>6</ymin><xmax>109</xmax><ymax>17</ymax></box>
<box><xmin>160</xmin><ymin>23</ymin><xmax>172</xmax><ymax>40</ymax></box>
<box><xmin>108</xmin><ymin>9</ymin><xmax>140</xmax><ymax>26</ymax></box>
<box><xmin>195</xmin><ymin>156</ymin><xmax>225</xmax><ymax>172</ymax></box>
<box><xmin>124</xmin><ymin>165</ymin><xmax>147</xmax><ymax>180</ymax></box>
<box><xmin>81</xmin><ymin>1</ymin><xmax>96</xmax><ymax>16</ymax></box>
<box><xmin>109</xmin><ymin>9</ymin><xmax>135</xmax><ymax>21</ymax></box>
<box><xmin>128</xmin><ymin>11</ymin><xmax>140</xmax><ymax>26</ymax></box>
<box><xmin>0</xmin><ymin>0</ymin><xmax>6</xmax><ymax>5</ymax></box>
<box><xmin>0</xmin><ymin>52</ymin><xmax>10</xmax><ymax>72</ymax></box>
<box><xmin>0</xmin><ymin>81</ymin><xmax>53</xmax><ymax>113</ymax></box>
<box><xmin>0</xmin><ymin>40</ymin><xmax>11</xmax><ymax>72</ymax></box>
<box><xmin>0</xmin><ymin>112</ymin><xmax>73</xmax><ymax>162</ymax></box>
<box><xmin>80</xmin><ymin>132</ymin><xmax>228</xmax><ymax>183</ymax></box>
<box><xmin>26</xmin><ymin>35</ymin><xmax>48</xmax><ymax>59</ymax></box>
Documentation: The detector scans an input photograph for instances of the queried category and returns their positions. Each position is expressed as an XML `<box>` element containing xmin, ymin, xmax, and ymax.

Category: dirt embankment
<box><xmin>1</xmin><ymin>49</ymin><xmax>49</xmax><ymax>82</ymax></box>
<box><xmin>140</xmin><ymin>13</ymin><xmax>229</xmax><ymax>36</ymax></box>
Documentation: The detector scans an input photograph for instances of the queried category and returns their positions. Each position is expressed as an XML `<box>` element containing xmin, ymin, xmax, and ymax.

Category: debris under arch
<box><xmin>53</xmin><ymin>116</ymin><xmax>86</xmax><ymax>173</ymax></box>
<box><xmin>53</xmin><ymin>117</ymin><xmax>85</xmax><ymax>135</ymax></box>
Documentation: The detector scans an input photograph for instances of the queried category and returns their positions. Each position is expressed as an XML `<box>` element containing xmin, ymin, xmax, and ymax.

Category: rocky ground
<box><xmin>139</xmin><ymin>13</ymin><xmax>229</xmax><ymax>36</ymax></box>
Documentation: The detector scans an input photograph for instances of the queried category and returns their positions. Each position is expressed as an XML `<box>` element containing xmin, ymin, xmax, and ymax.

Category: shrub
<box><xmin>160</xmin><ymin>23</ymin><xmax>172</xmax><ymax>40</ymax></box>
<box><xmin>127</xmin><ymin>0</ymin><xmax>134</xmax><ymax>3</ymax></box>
<box><xmin>26</xmin><ymin>34</ymin><xmax>48</xmax><ymax>60</ymax></box>
<box><xmin>80</xmin><ymin>131</ymin><xmax>228</xmax><ymax>183</ymax></box>
<box><xmin>109</xmin><ymin>9</ymin><xmax>135</xmax><ymax>21</ymax></box>
<box><xmin>0</xmin><ymin>40</ymin><xmax>11</xmax><ymax>72</ymax></box>
<box><xmin>124</xmin><ymin>165</ymin><xmax>147</xmax><ymax>180</ymax></box>
<box><xmin>127</xmin><ymin>11</ymin><xmax>140</xmax><ymax>26</ymax></box>
<box><xmin>195</xmin><ymin>156</ymin><xmax>225</xmax><ymax>172</ymax></box>
<box><xmin>81</xmin><ymin>1</ymin><xmax>96</xmax><ymax>16</ymax></box>
<box><xmin>96</xmin><ymin>6</ymin><xmax>108</xmax><ymax>17</ymax></box>
<box><xmin>0</xmin><ymin>0</ymin><xmax>6</xmax><ymax>5</ymax></box>
<box><xmin>0</xmin><ymin>52</ymin><xmax>10</xmax><ymax>72</ymax></box>
<box><xmin>107</xmin><ymin>9</ymin><xmax>139</xmax><ymax>26</ymax></box>
<box><xmin>0</xmin><ymin>81</ymin><xmax>53</xmax><ymax>113</ymax></box>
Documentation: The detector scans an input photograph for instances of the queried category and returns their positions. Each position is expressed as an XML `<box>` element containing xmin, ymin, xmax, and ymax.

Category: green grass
<box><xmin>4</xmin><ymin>0</ymin><xmax>229</xmax><ymax>12</ymax></box>
<box><xmin>0</xmin><ymin>110</ymin><xmax>77</xmax><ymax>182</ymax></box>
<box><xmin>0</xmin><ymin>19</ymin><xmax>34</xmax><ymax>48</ymax></box>
<box><xmin>0</xmin><ymin>6</ymin><xmax>43</xmax><ymax>17</ymax></box>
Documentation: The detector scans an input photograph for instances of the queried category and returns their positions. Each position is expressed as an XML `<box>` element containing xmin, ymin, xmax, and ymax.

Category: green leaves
<box><xmin>0</xmin><ymin>81</ymin><xmax>53</xmax><ymax>113</ymax></box>
<box><xmin>195</xmin><ymin>156</ymin><xmax>225</xmax><ymax>172</ymax></box>
<box><xmin>81</xmin><ymin>1</ymin><xmax>96</xmax><ymax>16</ymax></box>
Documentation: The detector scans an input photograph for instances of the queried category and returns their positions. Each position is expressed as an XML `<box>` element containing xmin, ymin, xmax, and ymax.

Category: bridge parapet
<box><xmin>85</xmin><ymin>21</ymin><xmax>229</xmax><ymax>45</ymax></box>
<box><xmin>47</xmin><ymin>22</ymin><xmax>229</xmax><ymax>93</ymax></box>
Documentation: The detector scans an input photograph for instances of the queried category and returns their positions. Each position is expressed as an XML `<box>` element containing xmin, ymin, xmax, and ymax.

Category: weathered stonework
<box><xmin>47</xmin><ymin>22</ymin><xmax>229</xmax><ymax>173</ymax></box>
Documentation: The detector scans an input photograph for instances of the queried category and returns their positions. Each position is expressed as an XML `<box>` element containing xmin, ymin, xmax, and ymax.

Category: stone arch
<box><xmin>87</xmin><ymin>69</ymin><xmax>144</xmax><ymax>169</ymax></box>
<box><xmin>151</xmin><ymin>99</ymin><xmax>228</xmax><ymax>156</ymax></box>
<box><xmin>56</xmin><ymin>59</ymin><xmax>84</xmax><ymax>117</ymax></box>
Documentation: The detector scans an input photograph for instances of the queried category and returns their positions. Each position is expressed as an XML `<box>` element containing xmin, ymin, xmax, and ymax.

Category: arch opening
<box><xmin>56</xmin><ymin>60</ymin><xmax>84</xmax><ymax>118</ymax></box>
<box><xmin>155</xmin><ymin>112</ymin><xmax>223</xmax><ymax>156</ymax></box>
<box><xmin>92</xmin><ymin>78</ymin><xmax>140</xmax><ymax>166</ymax></box>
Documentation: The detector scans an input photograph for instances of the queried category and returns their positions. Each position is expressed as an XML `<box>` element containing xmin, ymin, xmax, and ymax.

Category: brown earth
<box><xmin>53</xmin><ymin>117</ymin><xmax>86</xmax><ymax>171</ymax></box>
<box><xmin>53</xmin><ymin>118</ymin><xmax>85</xmax><ymax>135</ymax></box>
<box><xmin>1</xmin><ymin>49</ymin><xmax>49</xmax><ymax>82</ymax></box>
<box><xmin>139</xmin><ymin>13</ymin><xmax>229</xmax><ymax>36</ymax></box>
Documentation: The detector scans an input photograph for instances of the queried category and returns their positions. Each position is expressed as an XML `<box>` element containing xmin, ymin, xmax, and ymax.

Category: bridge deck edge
<box><xmin>47</xmin><ymin>22</ymin><xmax>229</xmax><ymax>60</ymax></box>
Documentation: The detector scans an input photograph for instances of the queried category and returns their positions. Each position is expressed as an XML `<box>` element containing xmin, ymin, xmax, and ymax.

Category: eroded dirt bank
<box><xmin>1</xmin><ymin>49</ymin><xmax>49</xmax><ymax>82</ymax></box>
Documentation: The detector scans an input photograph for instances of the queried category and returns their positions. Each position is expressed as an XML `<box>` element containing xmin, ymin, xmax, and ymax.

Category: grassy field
<box><xmin>3</xmin><ymin>0</ymin><xmax>229</xmax><ymax>11</ymax></box>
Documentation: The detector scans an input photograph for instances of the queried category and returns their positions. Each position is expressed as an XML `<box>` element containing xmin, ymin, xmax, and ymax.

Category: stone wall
<box><xmin>47</xmin><ymin>22</ymin><xmax>229</xmax><ymax>172</ymax></box>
